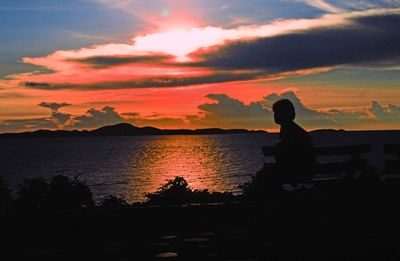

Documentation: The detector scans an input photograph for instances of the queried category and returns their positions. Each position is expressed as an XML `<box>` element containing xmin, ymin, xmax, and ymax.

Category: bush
<box><xmin>145</xmin><ymin>177</ymin><xmax>191</xmax><ymax>205</ymax></box>
<box><xmin>145</xmin><ymin>176</ymin><xmax>237</xmax><ymax>205</ymax></box>
<box><xmin>15</xmin><ymin>177</ymin><xmax>49</xmax><ymax>211</ymax></box>
<box><xmin>47</xmin><ymin>175</ymin><xmax>94</xmax><ymax>210</ymax></box>
<box><xmin>100</xmin><ymin>194</ymin><xmax>129</xmax><ymax>208</ymax></box>
<box><xmin>15</xmin><ymin>175</ymin><xmax>94</xmax><ymax>211</ymax></box>
<box><xmin>240</xmin><ymin>167</ymin><xmax>283</xmax><ymax>201</ymax></box>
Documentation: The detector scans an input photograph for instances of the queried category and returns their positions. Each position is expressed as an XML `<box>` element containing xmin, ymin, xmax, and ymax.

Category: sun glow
<box><xmin>133</xmin><ymin>27</ymin><xmax>228</xmax><ymax>62</ymax></box>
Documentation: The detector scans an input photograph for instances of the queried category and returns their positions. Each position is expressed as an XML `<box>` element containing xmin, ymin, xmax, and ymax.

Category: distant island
<box><xmin>309</xmin><ymin>129</ymin><xmax>346</xmax><ymax>133</ymax></box>
<box><xmin>0</xmin><ymin>123</ymin><xmax>268</xmax><ymax>138</ymax></box>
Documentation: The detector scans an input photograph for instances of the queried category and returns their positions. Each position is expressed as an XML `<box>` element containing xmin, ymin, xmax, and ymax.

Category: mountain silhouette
<box><xmin>0</xmin><ymin>123</ymin><xmax>267</xmax><ymax>138</ymax></box>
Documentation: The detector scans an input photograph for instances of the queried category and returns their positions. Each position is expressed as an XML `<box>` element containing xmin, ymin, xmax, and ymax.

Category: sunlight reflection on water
<box><xmin>0</xmin><ymin>134</ymin><xmax>273</xmax><ymax>203</ymax></box>
<box><xmin>124</xmin><ymin>134</ymin><xmax>271</xmax><ymax>202</ymax></box>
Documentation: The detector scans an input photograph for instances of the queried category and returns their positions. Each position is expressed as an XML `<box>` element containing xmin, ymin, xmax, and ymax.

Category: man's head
<box><xmin>272</xmin><ymin>99</ymin><xmax>295</xmax><ymax>125</ymax></box>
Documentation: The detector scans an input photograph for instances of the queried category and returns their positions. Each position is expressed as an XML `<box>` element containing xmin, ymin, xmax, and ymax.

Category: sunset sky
<box><xmin>1</xmin><ymin>0</ymin><xmax>400</xmax><ymax>132</ymax></box>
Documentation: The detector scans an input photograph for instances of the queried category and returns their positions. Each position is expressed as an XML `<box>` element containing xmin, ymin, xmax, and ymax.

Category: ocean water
<box><xmin>0</xmin><ymin>131</ymin><xmax>399</xmax><ymax>203</ymax></box>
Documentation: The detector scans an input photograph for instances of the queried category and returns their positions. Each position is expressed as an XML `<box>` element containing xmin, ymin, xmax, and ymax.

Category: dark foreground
<box><xmin>3</xmin><ymin>183</ymin><xmax>400</xmax><ymax>261</ymax></box>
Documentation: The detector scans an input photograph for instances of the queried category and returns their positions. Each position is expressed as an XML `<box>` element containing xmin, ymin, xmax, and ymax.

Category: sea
<box><xmin>0</xmin><ymin>131</ymin><xmax>399</xmax><ymax>203</ymax></box>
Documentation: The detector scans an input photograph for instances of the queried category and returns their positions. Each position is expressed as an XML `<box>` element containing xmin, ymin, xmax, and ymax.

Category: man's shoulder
<box><xmin>291</xmin><ymin>122</ymin><xmax>308</xmax><ymax>135</ymax></box>
<box><xmin>292</xmin><ymin>123</ymin><xmax>313</xmax><ymax>144</ymax></box>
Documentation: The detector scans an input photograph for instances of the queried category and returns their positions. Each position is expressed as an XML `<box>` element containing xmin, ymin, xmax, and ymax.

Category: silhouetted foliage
<box><xmin>145</xmin><ymin>176</ymin><xmax>237</xmax><ymax>205</ymax></box>
<box><xmin>15</xmin><ymin>177</ymin><xmax>49</xmax><ymax>211</ymax></box>
<box><xmin>240</xmin><ymin>173</ymin><xmax>261</xmax><ymax>200</ymax></box>
<box><xmin>240</xmin><ymin>169</ymin><xmax>279</xmax><ymax>200</ymax></box>
<box><xmin>0</xmin><ymin>176</ymin><xmax>12</xmax><ymax>214</ymax></box>
<box><xmin>145</xmin><ymin>177</ymin><xmax>191</xmax><ymax>205</ymax></box>
<box><xmin>15</xmin><ymin>175</ymin><xmax>94</xmax><ymax>211</ymax></box>
<box><xmin>47</xmin><ymin>175</ymin><xmax>94</xmax><ymax>210</ymax></box>
<box><xmin>100</xmin><ymin>194</ymin><xmax>130</xmax><ymax>208</ymax></box>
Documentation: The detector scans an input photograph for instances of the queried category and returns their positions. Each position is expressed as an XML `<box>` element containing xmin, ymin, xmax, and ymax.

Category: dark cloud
<box><xmin>2</xmin><ymin>93</ymin><xmax>399</xmax><ymax>133</ymax></box>
<box><xmin>189</xmin><ymin>91</ymin><xmax>371</xmax><ymax>129</ymax></box>
<box><xmin>38</xmin><ymin>102</ymin><xmax>72</xmax><ymax>128</ymax></box>
<box><xmin>0</xmin><ymin>105</ymin><xmax>185</xmax><ymax>132</ymax></box>
<box><xmin>70</xmin><ymin>55</ymin><xmax>172</xmax><ymax>69</ymax></box>
<box><xmin>70</xmin><ymin>107</ymin><xmax>186</xmax><ymax>130</ymax></box>
<box><xmin>192</xmin><ymin>11</ymin><xmax>400</xmax><ymax>73</ymax></box>
<box><xmin>52</xmin><ymin>112</ymin><xmax>72</xmax><ymax>127</ymax></box>
<box><xmin>72</xmin><ymin>106</ymin><xmax>124</xmax><ymax>129</ymax></box>
<box><xmin>38</xmin><ymin>102</ymin><xmax>71</xmax><ymax>111</ymax></box>
<box><xmin>23</xmin><ymin>82</ymin><xmax>50</xmax><ymax>88</ymax></box>
<box><xmin>191</xmin><ymin>93</ymin><xmax>273</xmax><ymax>129</ymax></box>
<box><xmin>24</xmin><ymin>72</ymin><xmax>262</xmax><ymax>90</ymax></box>
<box><xmin>262</xmin><ymin>91</ymin><xmax>369</xmax><ymax>127</ymax></box>
<box><xmin>369</xmin><ymin>101</ymin><xmax>400</xmax><ymax>122</ymax></box>
<box><xmin>121</xmin><ymin>112</ymin><xmax>140</xmax><ymax>117</ymax></box>
<box><xmin>0</xmin><ymin>118</ymin><xmax>56</xmax><ymax>132</ymax></box>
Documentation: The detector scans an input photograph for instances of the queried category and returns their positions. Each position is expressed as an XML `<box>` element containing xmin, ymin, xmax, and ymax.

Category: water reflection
<box><xmin>0</xmin><ymin>134</ymin><xmax>273</xmax><ymax>203</ymax></box>
<box><xmin>125</xmin><ymin>135</ymin><xmax>250</xmax><ymax>202</ymax></box>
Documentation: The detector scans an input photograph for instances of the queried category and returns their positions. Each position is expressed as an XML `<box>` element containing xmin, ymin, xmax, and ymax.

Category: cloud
<box><xmin>21</xmin><ymin>72</ymin><xmax>264</xmax><ymax>90</ymax></box>
<box><xmin>0</xmin><ymin>118</ymin><xmax>56</xmax><ymax>133</ymax></box>
<box><xmin>38</xmin><ymin>102</ymin><xmax>72</xmax><ymax>128</ymax></box>
<box><xmin>72</xmin><ymin>106</ymin><xmax>124</xmax><ymax>129</ymax></box>
<box><xmin>121</xmin><ymin>112</ymin><xmax>140</xmax><ymax>117</ymax></box>
<box><xmin>191</xmin><ymin>93</ymin><xmax>273</xmax><ymax>129</ymax></box>
<box><xmin>12</xmin><ymin>8</ymin><xmax>400</xmax><ymax>90</ymax></box>
<box><xmin>38</xmin><ymin>102</ymin><xmax>71</xmax><ymax>112</ymax></box>
<box><xmin>1</xmin><ymin>92</ymin><xmax>399</xmax><ymax>132</ymax></box>
<box><xmin>52</xmin><ymin>112</ymin><xmax>72</xmax><ymax>128</ymax></box>
<box><xmin>189</xmin><ymin>91</ymin><xmax>371</xmax><ymax>129</ymax></box>
<box><xmin>23</xmin><ymin>82</ymin><xmax>50</xmax><ymax>88</ymax></box>
<box><xmin>193</xmin><ymin>9</ymin><xmax>400</xmax><ymax>74</ymax></box>
<box><xmin>369</xmin><ymin>101</ymin><xmax>400</xmax><ymax>122</ymax></box>
<box><xmin>62</xmin><ymin>30</ymin><xmax>117</xmax><ymax>41</ymax></box>
<box><xmin>294</xmin><ymin>0</ymin><xmax>344</xmax><ymax>13</ymax></box>
<box><xmin>343</xmin><ymin>1</ymin><xmax>380</xmax><ymax>10</ymax></box>
<box><xmin>70</xmin><ymin>55</ymin><xmax>172</xmax><ymax>69</ymax></box>
<box><xmin>0</xmin><ymin>103</ymin><xmax>186</xmax><ymax>132</ymax></box>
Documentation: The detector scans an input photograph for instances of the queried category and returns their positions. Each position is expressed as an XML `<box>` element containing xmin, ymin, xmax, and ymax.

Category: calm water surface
<box><xmin>0</xmin><ymin>131</ymin><xmax>399</xmax><ymax>203</ymax></box>
<box><xmin>0</xmin><ymin>134</ymin><xmax>275</xmax><ymax>202</ymax></box>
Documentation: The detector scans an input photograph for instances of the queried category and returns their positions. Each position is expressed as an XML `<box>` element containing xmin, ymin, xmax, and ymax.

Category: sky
<box><xmin>1</xmin><ymin>0</ymin><xmax>400</xmax><ymax>132</ymax></box>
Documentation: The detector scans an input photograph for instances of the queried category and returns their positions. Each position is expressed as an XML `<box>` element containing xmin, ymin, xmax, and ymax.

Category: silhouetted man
<box><xmin>272</xmin><ymin>99</ymin><xmax>316</xmax><ymax>184</ymax></box>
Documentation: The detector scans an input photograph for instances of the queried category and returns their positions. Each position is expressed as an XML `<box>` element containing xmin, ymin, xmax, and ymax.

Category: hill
<box><xmin>0</xmin><ymin>123</ymin><xmax>267</xmax><ymax>138</ymax></box>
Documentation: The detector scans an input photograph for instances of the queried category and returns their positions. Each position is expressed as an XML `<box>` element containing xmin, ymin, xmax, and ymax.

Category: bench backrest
<box><xmin>384</xmin><ymin>144</ymin><xmax>400</xmax><ymax>155</ymax></box>
<box><xmin>384</xmin><ymin>144</ymin><xmax>400</xmax><ymax>174</ymax></box>
<box><xmin>262</xmin><ymin>144</ymin><xmax>372</xmax><ymax>177</ymax></box>
<box><xmin>263</xmin><ymin>144</ymin><xmax>371</xmax><ymax>158</ymax></box>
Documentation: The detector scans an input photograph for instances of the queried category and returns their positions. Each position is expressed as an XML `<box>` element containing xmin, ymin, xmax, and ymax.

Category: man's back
<box><xmin>275</xmin><ymin>122</ymin><xmax>316</xmax><ymax>183</ymax></box>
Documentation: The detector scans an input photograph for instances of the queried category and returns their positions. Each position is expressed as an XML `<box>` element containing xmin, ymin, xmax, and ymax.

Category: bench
<box><xmin>262</xmin><ymin>144</ymin><xmax>372</xmax><ymax>187</ymax></box>
<box><xmin>382</xmin><ymin>144</ymin><xmax>400</xmax><ymax>180</ymax></box>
